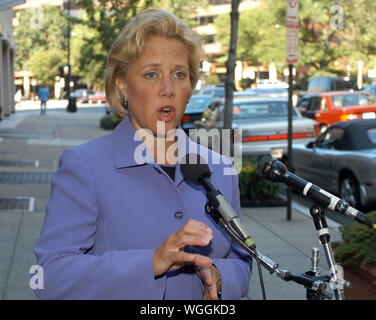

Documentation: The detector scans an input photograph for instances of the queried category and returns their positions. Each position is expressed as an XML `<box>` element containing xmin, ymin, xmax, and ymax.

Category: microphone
<box><xmin>257</xmin><ymin>156</ymin><xmax>376</xmax><ymax>230</ymax></box>
<box><xmin>180</xmin><ymin>154</ymin><xmax>256</xmax><ymax>249</ymax></box>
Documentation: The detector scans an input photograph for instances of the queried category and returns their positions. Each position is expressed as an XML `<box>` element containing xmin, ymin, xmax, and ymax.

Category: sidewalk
<box><xmin>0</xmin><ymin>105</ymin><xmax>343</xmax><ymax>300</ymax></box>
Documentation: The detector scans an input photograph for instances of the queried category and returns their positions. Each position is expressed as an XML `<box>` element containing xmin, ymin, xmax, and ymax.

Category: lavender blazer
<box><xmin>33</xmin><ymin>115</ymin><xmax>252</xmax><ymax>300</ymax></box>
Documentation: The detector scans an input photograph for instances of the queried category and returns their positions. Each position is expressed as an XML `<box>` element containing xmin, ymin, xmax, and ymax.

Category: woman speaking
<box><xmin>33</xmin><ymin>8</ymin><xmax>252</xmax><ymax>300</ymax></box>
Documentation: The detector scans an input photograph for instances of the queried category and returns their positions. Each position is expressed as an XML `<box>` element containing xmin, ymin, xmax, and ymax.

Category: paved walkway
<box><xmin>0</xmin><ymin>104</ymin><xmax>345</xmax><ymax>300</ymax></box>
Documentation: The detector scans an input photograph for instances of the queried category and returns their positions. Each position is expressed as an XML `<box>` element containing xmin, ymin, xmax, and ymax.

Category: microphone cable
<box><xmin>220</xmin><ymin>219</ymin><xmax>267</xmax><ymax>300</ymax></box>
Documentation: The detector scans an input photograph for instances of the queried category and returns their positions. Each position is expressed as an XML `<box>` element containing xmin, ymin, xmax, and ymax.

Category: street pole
<box><xmin>66</xmin><ymin>0</ymin><xmax>76</xmax><ymax>112</ymax></box>
<box><xmin>285</xmin><ymin>0</ymin><xmax>299</xmax><ymax>221</ymax></box>
<box><xmin>286</xmin><ymin>63</ymin><xmax>293</xmax><ymax>221</ymax></box>
<box><xmin>67</xmin><ymin>0</ymin><xmax>71</xmax><ymax>99</ymax></box>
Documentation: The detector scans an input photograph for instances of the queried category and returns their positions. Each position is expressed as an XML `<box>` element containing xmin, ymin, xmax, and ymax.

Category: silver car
<box><xmin>191</xmin><ymin>97</ymin><xmax>318</xmax><ymax>159</ymax></box>
<box><xmin>292</xmin><ymin>119</ymin><xmax>376</xmax><ymax>209</ymax></box>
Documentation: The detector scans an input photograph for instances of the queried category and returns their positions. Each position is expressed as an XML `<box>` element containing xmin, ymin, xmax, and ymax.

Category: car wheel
<box><xmin>339</xmin><ymin>173</ymin><xmax>361</xmax><ymax>208</ymax></box>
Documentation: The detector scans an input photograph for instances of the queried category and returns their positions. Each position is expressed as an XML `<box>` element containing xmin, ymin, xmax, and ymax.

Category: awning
<box><xmin>0</xmin><ymin>0</ymin><xmax>26</xmax><ymax>11</ymax></box>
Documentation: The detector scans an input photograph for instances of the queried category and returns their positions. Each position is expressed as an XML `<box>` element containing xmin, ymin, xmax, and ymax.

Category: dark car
<box><xmin>297</xmin><ymin>91</ymin><xmax>376</xmax><ymax>133</ymax></box>
<box><xmin>181</xmin><ymin>95</ymin><xmax>216</xmax><ymax>133</ymax></box>
<box><xmin>363</xmin><ymin>85</ymin><xmax>376</xmax><ymax>99</ymax></box>
<box><xmin>298</xmin><ymin>76</ymin><xmax>356</xmax><ymax>102</ymax></box>
<box><xmin>307</xmin><ymin>77</ymin><xmax>355</xmax><ymax>93</ymax></box>
<box><xmin>292</xmin><ymin>119</ymin><xmax>376</xmax><ymax>209</ymax></box>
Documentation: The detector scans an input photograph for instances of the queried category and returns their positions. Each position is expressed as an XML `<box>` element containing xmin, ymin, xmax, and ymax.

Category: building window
<box><xmin>204</xmin><ymin>35</ymin><xmax>215</xmax><ymax>44</ymax></box>
<box><xmin>194</xmin><ymin>15</ymin><xmax>217</xmax><ymax>26</ymax></box>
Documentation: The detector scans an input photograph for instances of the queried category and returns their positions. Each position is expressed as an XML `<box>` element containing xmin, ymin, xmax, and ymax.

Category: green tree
<box><xmin>29</xmin><ymin>48</ymin><xmax>65</xmax><ymax>86</ymax></box>
<box><xmin>14</xmin><ymin>5</ymin><xmax>67</xmax><ymax>71</ymax></box>
<box><xmin>215</xmin><ymin>0</ymin><xmax>376</xmax><ymax>76</ymax></box>
<box><xmin>340</xmin><ymin>0</ymin><xmax>376</xmax><ymax>71</ymax></box>
<box><xmin>73</xmin><ymin>0</ymin><xmax>208</xmax><ymax>89</ymax></box>
<box><xmin>215</xmin><ymin>5</ymin><xmax>285</xmax><ymax>68</ymax></box>
<box><xmin>151</xmin><ymin>0</ymin><xmax>208</xmax><ymax>27</ymax></box>
<box><xmin>70</xmin><ymin>11</ymin><xmax>108</xmax><ymax>90</ymax></box>
<box><xmin>73</xmin><ymin>0</ymin><xmax>149</xmax><ymax>90</ymax></box>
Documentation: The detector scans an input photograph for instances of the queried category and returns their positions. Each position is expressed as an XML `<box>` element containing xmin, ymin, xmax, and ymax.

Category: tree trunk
<box><xmin>223</xmin><ymin>0</ymin><xmax>240</xmax><ymax>130</ymax></box>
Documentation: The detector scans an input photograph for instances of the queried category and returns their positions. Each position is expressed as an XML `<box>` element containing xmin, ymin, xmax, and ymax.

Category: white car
<box><xmin>256</xmin><ymin>80</ymin><xmax>289</xmax><ymax>89</ymax></box>
<box><xmin>192</xmin><ymin>97</ymin><xmax>318</xmax><ymax>159</ymax></box>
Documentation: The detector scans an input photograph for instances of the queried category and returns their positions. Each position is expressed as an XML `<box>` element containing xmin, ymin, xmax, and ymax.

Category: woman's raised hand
<box><xmin>153</xmin><ymin>219</ymin><xmax>213</xmax><ymax>277</ymax></box>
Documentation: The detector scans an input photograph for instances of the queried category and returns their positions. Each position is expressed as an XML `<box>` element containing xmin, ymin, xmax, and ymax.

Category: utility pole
<box><xmin>66</xmin><ymin>0</ymin><xmax>76</xmax><ymax>112</ymax></box>
<box><xmin>67</xmin><ymin>0</ymin><xmax>71</xmax><ymax>99</ymax></box>
<box><xmin>286</xmin><ymin>0</ymin><xmax>299</xmax><ymax>220</ymax></box>
<box><xmin>223</xmin><ymin>0</ymin><xmax>240</xmax><ymax>131</ymax></box>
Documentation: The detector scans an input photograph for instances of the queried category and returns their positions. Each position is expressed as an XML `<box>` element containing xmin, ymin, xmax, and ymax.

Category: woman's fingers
<box><xmin>196</xmin><ymin>266</ymin><xmax>213</xmax><ymax>286</ymax></box>
<box><xmin>196</xmin><ymin>265</ymin><xmax>221</xmax><ymax>300</ymax></box>
<box><xmin>208</xmin><ymin>283</ymin><xmax>218</xmax><ymax>300</ymax></box>
<box><xmin>179</xmin><ymin>219</ymin><xmax>213</xmax><ymax>238</ymax></box>
<box><xmin>153</xmin><ymin>219</ymin><xmax>213</xmax><ymax>276</ymax></box>
<box><xmin>174</xmin><ymin>232</ymin><xmax>212</xmax><ymax>248</ymax></box>
<box><xmin>171</xmin><ymin>251</ymin><xmax>212</xmax><ymax>267</ymax></box>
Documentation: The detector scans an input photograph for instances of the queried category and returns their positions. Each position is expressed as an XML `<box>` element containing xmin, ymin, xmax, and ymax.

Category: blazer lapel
<box><xmin>111</xmin><ymin>115</ymin><xmax>154</xmax><ymax>169</ymax></box>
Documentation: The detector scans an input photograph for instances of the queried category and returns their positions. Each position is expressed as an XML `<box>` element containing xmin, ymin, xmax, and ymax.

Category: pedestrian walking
<box><xmin>37</xmin><ymin>85</ymin><xmax>49</xmax><ymax>115</ymax></box>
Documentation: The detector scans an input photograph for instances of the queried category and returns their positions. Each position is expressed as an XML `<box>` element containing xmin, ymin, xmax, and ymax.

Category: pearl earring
<box><xmin>123</xmin><ymin>95</ymin><xmax>128</xmax><ymax>109</ymax></box>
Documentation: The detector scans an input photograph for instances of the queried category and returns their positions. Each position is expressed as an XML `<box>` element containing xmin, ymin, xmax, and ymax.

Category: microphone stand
<box><xmin>308</xmin><ymin>205</ymin><xmax>351</xmax><ymax>300</ymax></box>
<box><xmin>205</xmin><ymin>200</ymin><xmax>350</xmax><ymax>300</ymax></box>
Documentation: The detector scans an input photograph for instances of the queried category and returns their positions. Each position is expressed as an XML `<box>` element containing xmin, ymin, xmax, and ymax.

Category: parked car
<box><xmin>192</xmin><ymin>97</ymin><xmax>318</xmax><ymax>159</ymax></box>
<box><xmin>199</xmin><ymin>86</ymin><xmax>225</xmax><ymax>98</ymax></box>
<box><xmin>298</xmin><ymin>76</ymin><xmax>356</xmax><ymax>103</ymax></box>
<box><xmin>180</xmin><ymin>95</ymin><xmax>216</xmax><ymax>133</ymax></box>
<box><xmin>256</xmin><ymin>79</ymin><xmax>288</xmax><ymax>88</ymax></box>
<box><xmin>246</xmin><ymin>87</ymin><xmax>288</xmax><ymax>98</ymax></box>
<box><xmin>363</xmin><ymin>84</ymin><xmax>376</xmax><ymax>99</ymax></box>
<box><xmin>72</xmin><ymin>89</ymin><xmax>91</xmax><ymax>103</ymax></box>
<box><xmin>291</xmin><ymin>119</ymin><xmax>376</xmax><ymax>209</ymax></box>
<box><xmin>297</xmin><ymin>91</ymin><xmax>376</xmax><ymax>133</ymax></box>
<box><xmin>233</xmin><ymin>91</ymin><xmax>258</xmax><ymax>97</ymax></box>
<box><xmin>88</xmin><ymin>92</ymin><xmax>106</xmax><ymax>104</ymax></box>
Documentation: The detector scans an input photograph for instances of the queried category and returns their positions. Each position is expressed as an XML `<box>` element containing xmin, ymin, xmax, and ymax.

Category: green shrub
<box><xmin>334</xmin><ymin>211</ymin><xmax>376</xmax><ymax>268</ymax></box>
<box><xmin>205</xmin><ymin>74</ymin><xmax>221</xmax><ymax>85</ymax></box>
<box><xmin>238</xmin><ymin>160</ymin><xmax>281</xmax><ymax>203</ymax></box>
<box><xmin>100</xmin><ymin>115</ymin><xmax>121</xmax><ymax>130</ymax></box>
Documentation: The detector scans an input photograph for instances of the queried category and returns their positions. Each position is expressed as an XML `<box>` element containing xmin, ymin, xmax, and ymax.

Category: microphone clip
<box><xmin>205</xmin><ymin>201</ymin><xmax>222</xmax><ymax>225</ymax></box>
<box><xmin>204</xmin><ymin>187</ymin><xmax>223</xmax><ymax>223</ymax></box>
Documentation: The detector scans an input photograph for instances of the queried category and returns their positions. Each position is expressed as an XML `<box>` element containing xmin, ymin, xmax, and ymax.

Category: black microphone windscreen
<box><xmin>257</xmin><ymin>156</ymin><xmax>287</xmax><ymax>182</ymax></box>
<box><xmin>180</xmin><ymin>153</ymin><xmax>211</xmax><ymax>185</ymax></box>
<box><xmin>256</xmin><ymin>156</ymin><xmax>274</xmax><ymax>177</ymax></box>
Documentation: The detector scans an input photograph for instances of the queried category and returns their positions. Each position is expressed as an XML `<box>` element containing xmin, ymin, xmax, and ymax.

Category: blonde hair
<box><xmin>104</xmin><ymin>8</ymin><xmax>204</xmax><ymax>118</ymax></box>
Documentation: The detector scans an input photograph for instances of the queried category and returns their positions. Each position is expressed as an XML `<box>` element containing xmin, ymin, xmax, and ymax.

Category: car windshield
<box><xmin>331</xmin><ymin>93</ymin><xmax>376</xmax><ymax>108</ymax></box>
<box><xmin>186</xmin><ymin>97</ymin><xmax>212</xmax><ymax>111</ymax></box>
<box><xmin>232</xmin><ymin>101</ymin><xmax>296</xmax><ymax>119</ymax></box>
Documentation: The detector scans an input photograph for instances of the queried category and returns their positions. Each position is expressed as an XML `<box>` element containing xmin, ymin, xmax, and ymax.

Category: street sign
<box><xmin>286</xmin><ymin>0</ymin><xmax>299</xmax><ymax>64</ymax></box>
